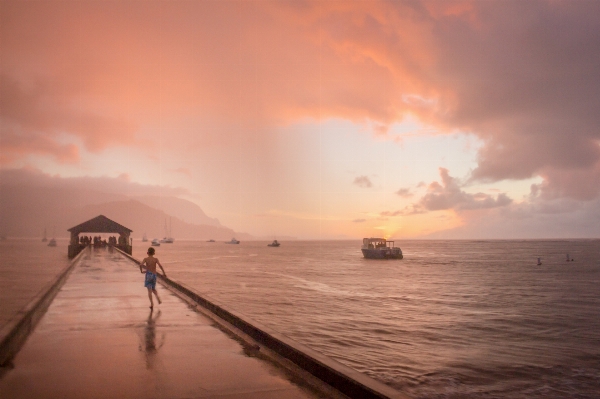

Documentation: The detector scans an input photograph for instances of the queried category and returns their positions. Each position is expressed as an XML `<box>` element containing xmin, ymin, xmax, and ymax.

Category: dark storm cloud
<box><xmin>427</xmin><ymin>1</ymin><xmax>600</xmax><ymax>200</ymax></box>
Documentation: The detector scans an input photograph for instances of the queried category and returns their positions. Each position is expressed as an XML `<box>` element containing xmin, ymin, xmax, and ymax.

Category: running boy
<box><xmin>140</xmin><ymin>247</ymin><xmax>167</xmax><ymax>309</ymax></box>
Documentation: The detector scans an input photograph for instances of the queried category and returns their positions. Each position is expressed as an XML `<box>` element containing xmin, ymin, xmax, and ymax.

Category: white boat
<box><xmin>47</xmin><ymin>226</ymin><xmax>57</xmax><ymax>247</ymax></box>
<box><xmin>361</xmin><ymin>238</ymin><xmax>402</xmax><ymax>259</ymax></box>
<box><xmin>151</xmin><ymin>238</ymin><xmax>161</xmax><ymax>246</ymax></box>
<box><xmin>160</xmin><ymin>218</ymin><xmax>174</xmax><ymax>243</ymax></box>
<box><xmin>225</xmin><ymin>238</ymin><xmax>240</xmax><ymax>244</ymax></box>
<box><xmin>142</xmin><ymin>233</ymin><xmax>148</xmax><ymax>242</ymax></box>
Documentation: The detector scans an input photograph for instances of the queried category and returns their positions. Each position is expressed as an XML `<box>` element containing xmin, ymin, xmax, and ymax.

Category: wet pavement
<box><xmin>0</xmin><ymin>247</ymin><xmax>331</xmax><ymax>399</ymax></box>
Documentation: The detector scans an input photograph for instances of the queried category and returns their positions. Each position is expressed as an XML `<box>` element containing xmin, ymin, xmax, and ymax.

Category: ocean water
<box><xmin>2</xmin><ymin>239</ymin><xmax>599</xmax><ymax>398</ymax></box>
<box><xmin>0</xmin><ymin>239</ymin><xmax>71</xmax><ymax>328</ymax></box>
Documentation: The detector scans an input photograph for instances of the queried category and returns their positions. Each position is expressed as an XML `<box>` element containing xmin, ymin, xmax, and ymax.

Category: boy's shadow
<box><xmin>139</xmin><ymin>309</ymin><xmax>166</xmax><ymax>369</ymax></box>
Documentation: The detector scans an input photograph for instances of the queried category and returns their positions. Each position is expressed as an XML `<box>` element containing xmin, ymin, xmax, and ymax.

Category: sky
<box><xmin>1</xmin><ymin>0</ymin><xmax>600</xmax><ymax>239</ymax></box>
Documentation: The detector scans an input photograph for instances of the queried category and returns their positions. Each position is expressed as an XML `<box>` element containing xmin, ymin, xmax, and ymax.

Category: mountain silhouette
<box><xmin>0</xmin><ymin>183</ymin><xmax>250</xmax><ymax>240</ymax></box>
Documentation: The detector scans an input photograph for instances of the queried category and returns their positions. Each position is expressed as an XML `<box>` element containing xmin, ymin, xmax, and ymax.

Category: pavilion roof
<box><xmin>67</xmin><ymin>215</ymin><xmax>132</xmax><ymax>235</ymax></box>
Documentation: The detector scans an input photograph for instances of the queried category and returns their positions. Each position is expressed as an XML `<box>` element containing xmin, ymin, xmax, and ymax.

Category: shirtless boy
<box><xmin>139</xmin><ymin>247</ymin><xmax>167</xmax><ymax>309</ymax></box>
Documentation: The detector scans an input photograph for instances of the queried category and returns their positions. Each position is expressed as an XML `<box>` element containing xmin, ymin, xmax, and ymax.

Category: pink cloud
<box><xmin>353</xmin><ymin>175</ymin><xmax>373</xmax><ymax>188</ymax></box>
<box><xmin>530</xmin><ymin>163</ymin><xmax>600</xmax><ymax>201</ymax></box>
<box><xmin>0</xmin><ymin>73</ymin><xmax>137</xmax><ymax>163</ymax></box>
<box><xmin>379</xmin><ymin>204</ymin><xmax>426</xmax><ymax>218</ymax></box>
<box><xmin>380</xmin><ymin>210</ymin><xmax>402</xmax><ymax>217</ymax></box>
<box><xmin>2</xmin><ymin>0</ymin><xmax>600</xmax><ymax>205</ymax></box>
<box><xmin>0</xmin><ymin>168</ymin><xmax>189</xmax><ymax>198</ymax></box>
<box><xmin>395</xmin><ymin>188</ymin><xmax>413</xmax><ymax>198</ymax></box>
<box><xmin>171</xmin><ymin>167</ymin><xmax>192</xmax><ymax>177</ymax></box>
<box><xmin>419</xmin><ymin>168</ymin><xmax>512</xmax><ymax>211</ymax></box>
<box><xmin>382</xmin><ymin>168</ymin><xmax>512</xmax><ymax>217</ymax></box>
<box><xmin>0</xmin><ymin>129</ymin><xmax>79</xmax><ymax>165</ymax></box>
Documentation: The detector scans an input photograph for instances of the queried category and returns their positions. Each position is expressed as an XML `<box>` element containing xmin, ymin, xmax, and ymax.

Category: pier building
<box><xmin>67</xmin><ymin>215</ymin><xmax>132</xmax><ymax>258</ymax></box>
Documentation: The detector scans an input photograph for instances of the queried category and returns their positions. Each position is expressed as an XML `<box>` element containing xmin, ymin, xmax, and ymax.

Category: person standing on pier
<box><xmin>139</xmin><ymin>247</ymin><xmax>167</xmax><ymax>309</ymax></box>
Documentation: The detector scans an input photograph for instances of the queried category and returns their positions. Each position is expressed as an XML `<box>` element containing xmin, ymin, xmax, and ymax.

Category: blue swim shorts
<box><xmin>144</xmin><ymin>271</ymin><xmax>157</xmax><ymax>290</ymax></box>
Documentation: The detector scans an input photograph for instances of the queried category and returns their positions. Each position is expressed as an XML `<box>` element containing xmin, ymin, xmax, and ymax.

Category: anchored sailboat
<box><xmin>48</xmin><ymin>227</ymin><xmax>57</xmax><ymax>247</ymax></box>
<box><xmin>160</xmin><ymin>218</ymin><xmax>174</xmax><ymax>243</ymax></box>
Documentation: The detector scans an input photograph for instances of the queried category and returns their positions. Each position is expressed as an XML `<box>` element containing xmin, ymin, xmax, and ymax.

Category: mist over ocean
<box><xmin>3</xmin><ymin>239</ymin><xmax>599</xmax><ymax>398</ymax></box>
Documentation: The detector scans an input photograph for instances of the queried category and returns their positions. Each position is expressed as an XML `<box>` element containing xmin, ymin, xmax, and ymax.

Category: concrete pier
<box><xmin>0</xmin><ymin>247</ymin><xmax>341</xmax><ymax>399</ymax></box>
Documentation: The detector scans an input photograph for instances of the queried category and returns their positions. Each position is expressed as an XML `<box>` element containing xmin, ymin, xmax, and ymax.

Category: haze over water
<box><xmin>2</xmin><ymin>239</ymin><xmax>599</xmax><ymax>398</ymax></box>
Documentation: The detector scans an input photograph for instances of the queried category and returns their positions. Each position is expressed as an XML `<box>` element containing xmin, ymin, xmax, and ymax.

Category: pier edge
<box><xmin>0</xmin><ymin>247</ymin><xmax>89</xmax><ymax>366</ymax></box>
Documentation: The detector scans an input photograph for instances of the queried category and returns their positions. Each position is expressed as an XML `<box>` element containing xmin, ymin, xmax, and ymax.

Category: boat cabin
<box><xmin>362</xmin><ymin>237</ymin><xmax>397</xmax><ymax>249</ymax></box>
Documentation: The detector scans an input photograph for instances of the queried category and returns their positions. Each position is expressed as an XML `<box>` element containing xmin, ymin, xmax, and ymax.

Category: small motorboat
<box><xmin>225</xmin><ymin>238</ymin><xmax>240</xmax><ymax>244</ymax></box>
<box><xmin>207</xmin><ymin>239</ymin><xmax>215</xmax><ymax>242</ymax></box>
<box><xmin>151</xmin><ymin>238</ymin><xmax>161</xmax><ymax>246</ymax></box>
<box><xmin>361</xmin><ymin>238</ymin><xmax>402</xmax><ymax>259</ymax></box>
<box><xmin>267</xmin><ymin>240</ymin><xmax>280</xmax><ymax>247</ymax></box>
